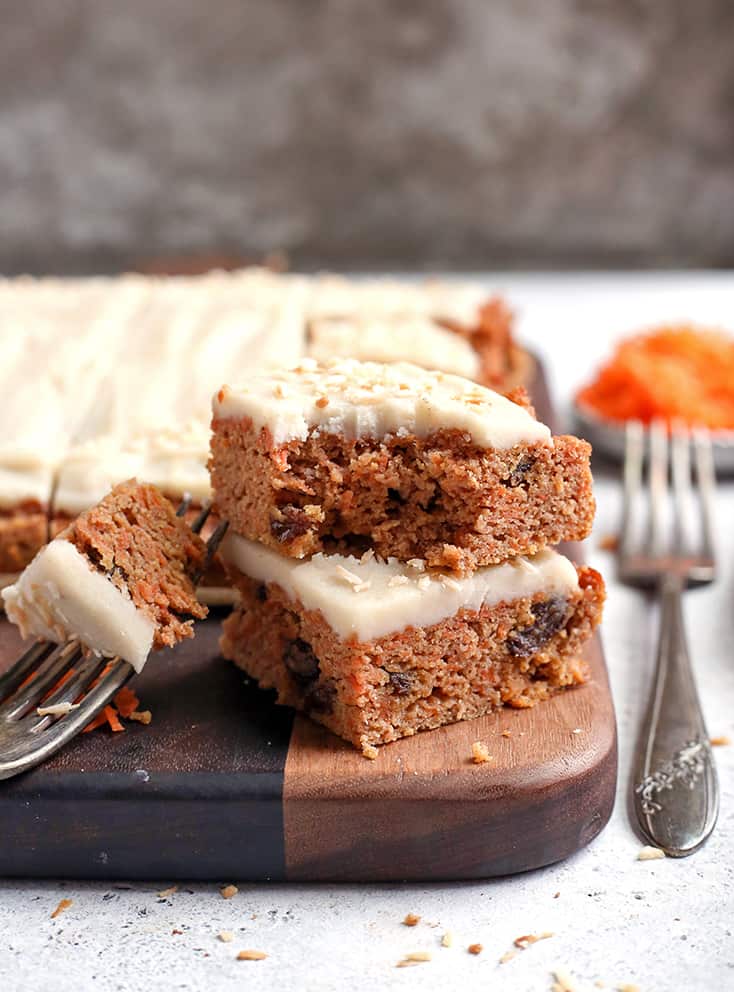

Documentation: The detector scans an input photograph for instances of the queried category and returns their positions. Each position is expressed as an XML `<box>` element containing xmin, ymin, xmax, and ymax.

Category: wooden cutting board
<box><xmin>0</xmin><ymin>365</ymin><xmax>617</xmax><ymax>881</ymax></box>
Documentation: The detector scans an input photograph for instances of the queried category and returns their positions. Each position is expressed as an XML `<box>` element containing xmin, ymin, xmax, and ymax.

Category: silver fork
<box><xmin>0</xmin><ymin>499</ymin><xmax>228</xmax><ymax>781</ymax></box>
<box><xmin>620</xmin><ymin>420</ymin><xmax>719</xmax><ymax>856</ymax></box>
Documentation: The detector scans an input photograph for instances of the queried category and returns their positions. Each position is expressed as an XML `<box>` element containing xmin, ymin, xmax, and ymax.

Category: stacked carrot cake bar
<box><xmin>0</xmin><ymin>269</ymin><xmax>534</xmax><ymax>586</ymax></box>
<box><xmin>211</xmin><ymin>359</ymin><xmax>604</xmax><ymax>753</ymax></box>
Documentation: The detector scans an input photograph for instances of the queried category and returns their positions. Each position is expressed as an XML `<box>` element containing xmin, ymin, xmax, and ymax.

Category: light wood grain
<box><xmin>283</xmin><ymin>634</ymin><xmax>616</xmax><ymax>880</ymax></box>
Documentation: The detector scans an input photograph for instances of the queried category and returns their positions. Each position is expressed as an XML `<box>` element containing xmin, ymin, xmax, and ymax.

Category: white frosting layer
<box><xmin>54</xmin><ymin>424</ymin><xmax>212</xmax><ymax>516</ymax></box>
<box><xmin>308</xmin><ymin>275</ymin><xmax>488</xmax><ymax>327</ymax></box>
<box><xmin>223</xmin><ymin>534</ymin><xmax>579</xmax><ymax>642</ymax></box>
<box><xmin>2</xmin><ymin>540</ymin><xmax>155</xmax><ymax>672</ymax></box>
<box><xmin>0</xmin><ymin>270</ymin><xmax>507</xmax><ymax>514</ymax></box>
<box><xmin>214</xmin><ymin>359</ymin><xmax>550</xmax><ymax>449</ymax></box>
<box><xmin>308</xmin><ymin>316</ymin><xmax>480</xmax><ymax>378</ymax></box>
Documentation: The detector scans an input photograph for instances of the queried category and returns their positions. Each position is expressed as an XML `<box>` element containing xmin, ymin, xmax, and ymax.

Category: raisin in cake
<box><xmin>210</xmin><ymin>359</ymin><xmax>595</xmax><ymax>572</ymax></box>
<box><xmin>2</xmin><ymin>480</ymin><xmax>207</xmax><ymax>672</ymax></box>
<box><xmin>219</xmin><ymin>534</ymin><xmax>605</xmax><ymax>753</ymax></box>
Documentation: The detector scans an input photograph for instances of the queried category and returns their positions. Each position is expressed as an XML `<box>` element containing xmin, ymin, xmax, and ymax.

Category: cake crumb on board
<box><xmin>220</xmin><ymin>884</ymin><xmax>239</xmax><ymax>899</ymax></box>
<box><xmin>441</xmin><ymin>931</ymin><xmax>453</xmax><ymax>948</ymax></box>
<box><xmin>637</xmin><ymin>846</ymin><xmax>665</xmax><ymax>861</ymax></box>
<box><xmin>218</xmin><ymin>931</ymin><xmax>234</xmax><ymax>943</ymax></box>
<box><xmin>403</xmin><ymin>913</ymin><xmax>421</xmax><ymax>926</ymax></box>
<box><xmin>467</xmin><ymin>943</ymin><xmax>483</xmax><ymax>955</ymax></box>
<box><xmin>51</xmin><ymin>898</ymin><xmax>73</xmax><ymax>919</ymax></box>
<box><xmin>129</xmin><ymin>710</ymin><xmax>153</xmax><ymax>724</ymax></box>
<box><xmin>362</xmin><ymin>744</ymin><xmax>378</xmax><ymax>760</ymax></box>
<box><xmin>499</xmin><ymin>949</ymin><xmax>516</xmax><ymax>963</ymax></box>
<box><xmin>157</xmin><ymin>885</ymin><xmax>178</xmax><ymax>899</ymax></box>
<box><xmin>237</xmin><ymin>949</ymin><xmax>267</xmax><ymax>961</ymax></box>
<box><xmin>710</xmin><ymin>735</ymin><xmax>731</xmax><ymax>746</ymax></box>
<box><xmin>616</xmin><ymin>984</ymin><xmax>641</xmax><ymax>992</ymax></box>
<box><xmin>471</xmin><ymin>741</ymin><xmax>492</xmax><ymax>764</ymax></box>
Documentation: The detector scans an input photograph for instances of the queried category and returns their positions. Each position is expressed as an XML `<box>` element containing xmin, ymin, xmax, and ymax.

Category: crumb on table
<box><xmin>51</xmin><ymin>898</ymin><xmax>73</xmax><ymax>919</ymax></box>
<box><xmin>471</xmin><ymin>741</ymin><xmax>492</xmax><ymax>764</ymax></box>
<box><xmin>637</xmin><ymin>846</ymin><xmax>665</xmax><ymax>861</ymax></box>
<box><xmin>468</xmin><ymin>943</ymin><xmax>483</xmax><ymax>955</ymax></box>
<box><xmin>710</xmin><ymin>735</ymin><xmax>731</xmax><ymax>747</ymax></box>
<box><xmin>157</xmin><ymin>885</ymin><xmax>178</xmax><ymax>899</ymax></box>
<box><xmin>218</xmin><ymin>931</ymin><xmax>234</xmax><ymax>943</ymax></box>
<box><xmin>220</xmin><ymin>884</ymin><xmax>239</xmax><ymax>899</ymax></box>
<box><xmin>237</xmin><ymin>949</ymin><xmax>267</xmax><ymax>961</ymax></box>
<box><xmin>441</xmin><ymin>931</ymin><xmax>453</xmax><ymax>948</ymax></box>
<box><xmin>362</xmin><ymin>744</ymin><xmax>378</xmax><ymax>760</ymax></box>
<box><xmin>396</xmin><ymin>951</ymin><xmax>432</xmax><ymax>967</ymax></box>
<box><xmin>403</xmin><ymin>913</ymin><xmax>421</xmax><ymax>927</ymax></box>
<box><xmin>552</xmin><ymin>968</ymin><xmax>578</xmax><ymax>992</ymax></box>
<box><xmin>514</xmin><ymin>932</ymin><xmax>554</xmax><ymax>948</ymax></box>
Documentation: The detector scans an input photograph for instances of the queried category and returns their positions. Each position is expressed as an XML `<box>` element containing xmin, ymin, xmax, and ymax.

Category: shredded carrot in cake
<box><xmin>576</xmin><ymin>326</ymin><xmax>734</xmax><ymax>429</ymax></box>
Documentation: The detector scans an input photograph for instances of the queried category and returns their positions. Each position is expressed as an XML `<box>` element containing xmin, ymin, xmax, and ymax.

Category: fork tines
<box><xmin>620</xmin><ymin>420</ymin><xmax>716</xmax><ymax>587</ymax></box>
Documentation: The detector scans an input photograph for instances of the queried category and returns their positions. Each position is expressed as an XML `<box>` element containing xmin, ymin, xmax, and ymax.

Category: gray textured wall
<box><xmin>1</xmin><ymin>0</ymin><xmax>733</xmax><ymax>273</ymax></box>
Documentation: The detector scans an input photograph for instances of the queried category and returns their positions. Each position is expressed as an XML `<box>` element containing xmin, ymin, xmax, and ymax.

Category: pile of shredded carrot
<box><xmin>576</xmin><ymin>326</ymin><xmax>734</xmax><ymax>430</ymax></box>
<box><xmin>83</xmin><ymin>686</ymin><xmax>151</xmax><ymax>733</ymax></box>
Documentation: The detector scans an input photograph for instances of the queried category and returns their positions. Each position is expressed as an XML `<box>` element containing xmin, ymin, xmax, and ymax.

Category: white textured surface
<box><xmin>214</xmin><ymin>358</ymin><xmax>550</xmax><ymax>447</ymax></box>
<box><xmin>2</xmin><ymin>273</ymin><xmax>734</xmax><ymax>992</ymax></box>
<box><xmin>223</xmin><ymin>535</ymin><xmax>578</xmax><ymax>641</ymax></box>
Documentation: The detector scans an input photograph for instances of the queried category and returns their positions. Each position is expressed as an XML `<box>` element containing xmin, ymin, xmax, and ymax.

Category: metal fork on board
<box><xmin>620</xmin><ymin>420</ymin><xmax>719</xmax><ymax>856</ymax></box>
<box><xmin>0</xmin><ymin>499</ymin><xmax>228</xmax><ymax>781</ymax></box>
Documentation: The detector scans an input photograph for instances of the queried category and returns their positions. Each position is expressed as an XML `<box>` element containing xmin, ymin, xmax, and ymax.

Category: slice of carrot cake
<box><xmin>2</xmin><ymin>480</ymin><xmax>207</xmax><ymax>672</ymax></box>
<box><xmin>219</xmin><ymin>534</ymin><xmax>605</xmax><ymax>752</ymax></box>
<box><xmin>210</xmin><ymin>359</ymin><xmax>595</xmax><ymax>572</ymax></box>
<box><xmin>306</xmin><ymin>276</ymin><xmax>531</xmax><ymax>390</ymax></box>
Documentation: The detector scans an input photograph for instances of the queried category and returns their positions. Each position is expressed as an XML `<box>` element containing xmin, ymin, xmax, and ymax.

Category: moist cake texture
<box><xmin>210</xmin><ymin>359</ymin><xmax>594</xmax><ymax>571</ymax></box>
<box><xmin>220</xmin><ymin>536</ymin><xmax>605</xmax><ymax>751</ymax></box>
<box><xmin>3</xmin><ymin>480</ymin><xmax>207</xmax><ymax>671</ymax></box>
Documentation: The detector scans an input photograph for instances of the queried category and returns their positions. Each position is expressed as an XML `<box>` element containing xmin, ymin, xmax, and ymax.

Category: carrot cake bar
<box><xmin>220</xmin><ymin>535</ymin><xmax>605</xmax><ymax>751</ymax></box>
<box><xmin>2</xmin><ymin>480</ymin><xmax>207</xmax><ymax>672</ymax></box>
<box><xmin>306</xmin><ymin>276</ymin><xmax>530</xmax><ymax>389</ymax></box>
<box><xmin>210</xmin><ymin>359</ymin><xmax>595</xmax><ymax>572</ymax></box>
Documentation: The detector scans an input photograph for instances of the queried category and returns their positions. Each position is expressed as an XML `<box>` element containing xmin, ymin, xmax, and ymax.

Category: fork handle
<box><xmin>633</xmin><ymin>573</ymin><xmax>719</xmax><ymax>856</ymax></box>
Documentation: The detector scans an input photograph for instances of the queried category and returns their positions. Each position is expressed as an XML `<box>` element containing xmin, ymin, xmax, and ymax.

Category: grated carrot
<box><xmin>577</xmin><ymin>326</ymin><xmax>734</xmax><ymax>430</ymax></box>
<box><xmin>113</xmin><ymin>687</ymin><xmax>140</xmax><ymax>718</ymax></box>
<box><xmin>104</xmin><ymin>706</ymin><xmax>125</xmax><ymax>733</ymax></box>
<box><xmin>83</xmin><ymin>709</ymin><xmax>112</xmax><ymax>733</ymax></box>
<box><xmin>83</xmin><ymin>705</ymin><xmax>124</xmax><ymax>733</ymax></box>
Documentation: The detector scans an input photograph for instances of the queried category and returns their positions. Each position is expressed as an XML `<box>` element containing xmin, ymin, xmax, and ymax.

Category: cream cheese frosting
<box><xmin>2</xmin><ymin>539</ymin><xmax>155</xmax><ymax>672</ymax></box>
<box><xmin>213</xmin><ymin>359</ymin><xmax>551</xmax><ymax>448</ymax></box>
<box><xmin>54</xmin><ymin>424</ymin><xmax>212</xmax><ymax>516</ymax></box>
<box><xmin>222</xmin><ymin>534</ymin><xmax>579</xmax><ymax>642</ymax></box>
<box><xmin>307</xmin><ymin>274</ymin><xmax>488</xmax><ymax>328</ymax></box>
<box><xmin>0</xmin><ymin>270</ymin><xmax>512</xmax><ymax>517</ymax></box>
<box><xmin>307</xmin><ymin>316</ymin><xmax>480</xmax><ymax>379</ymax></box>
